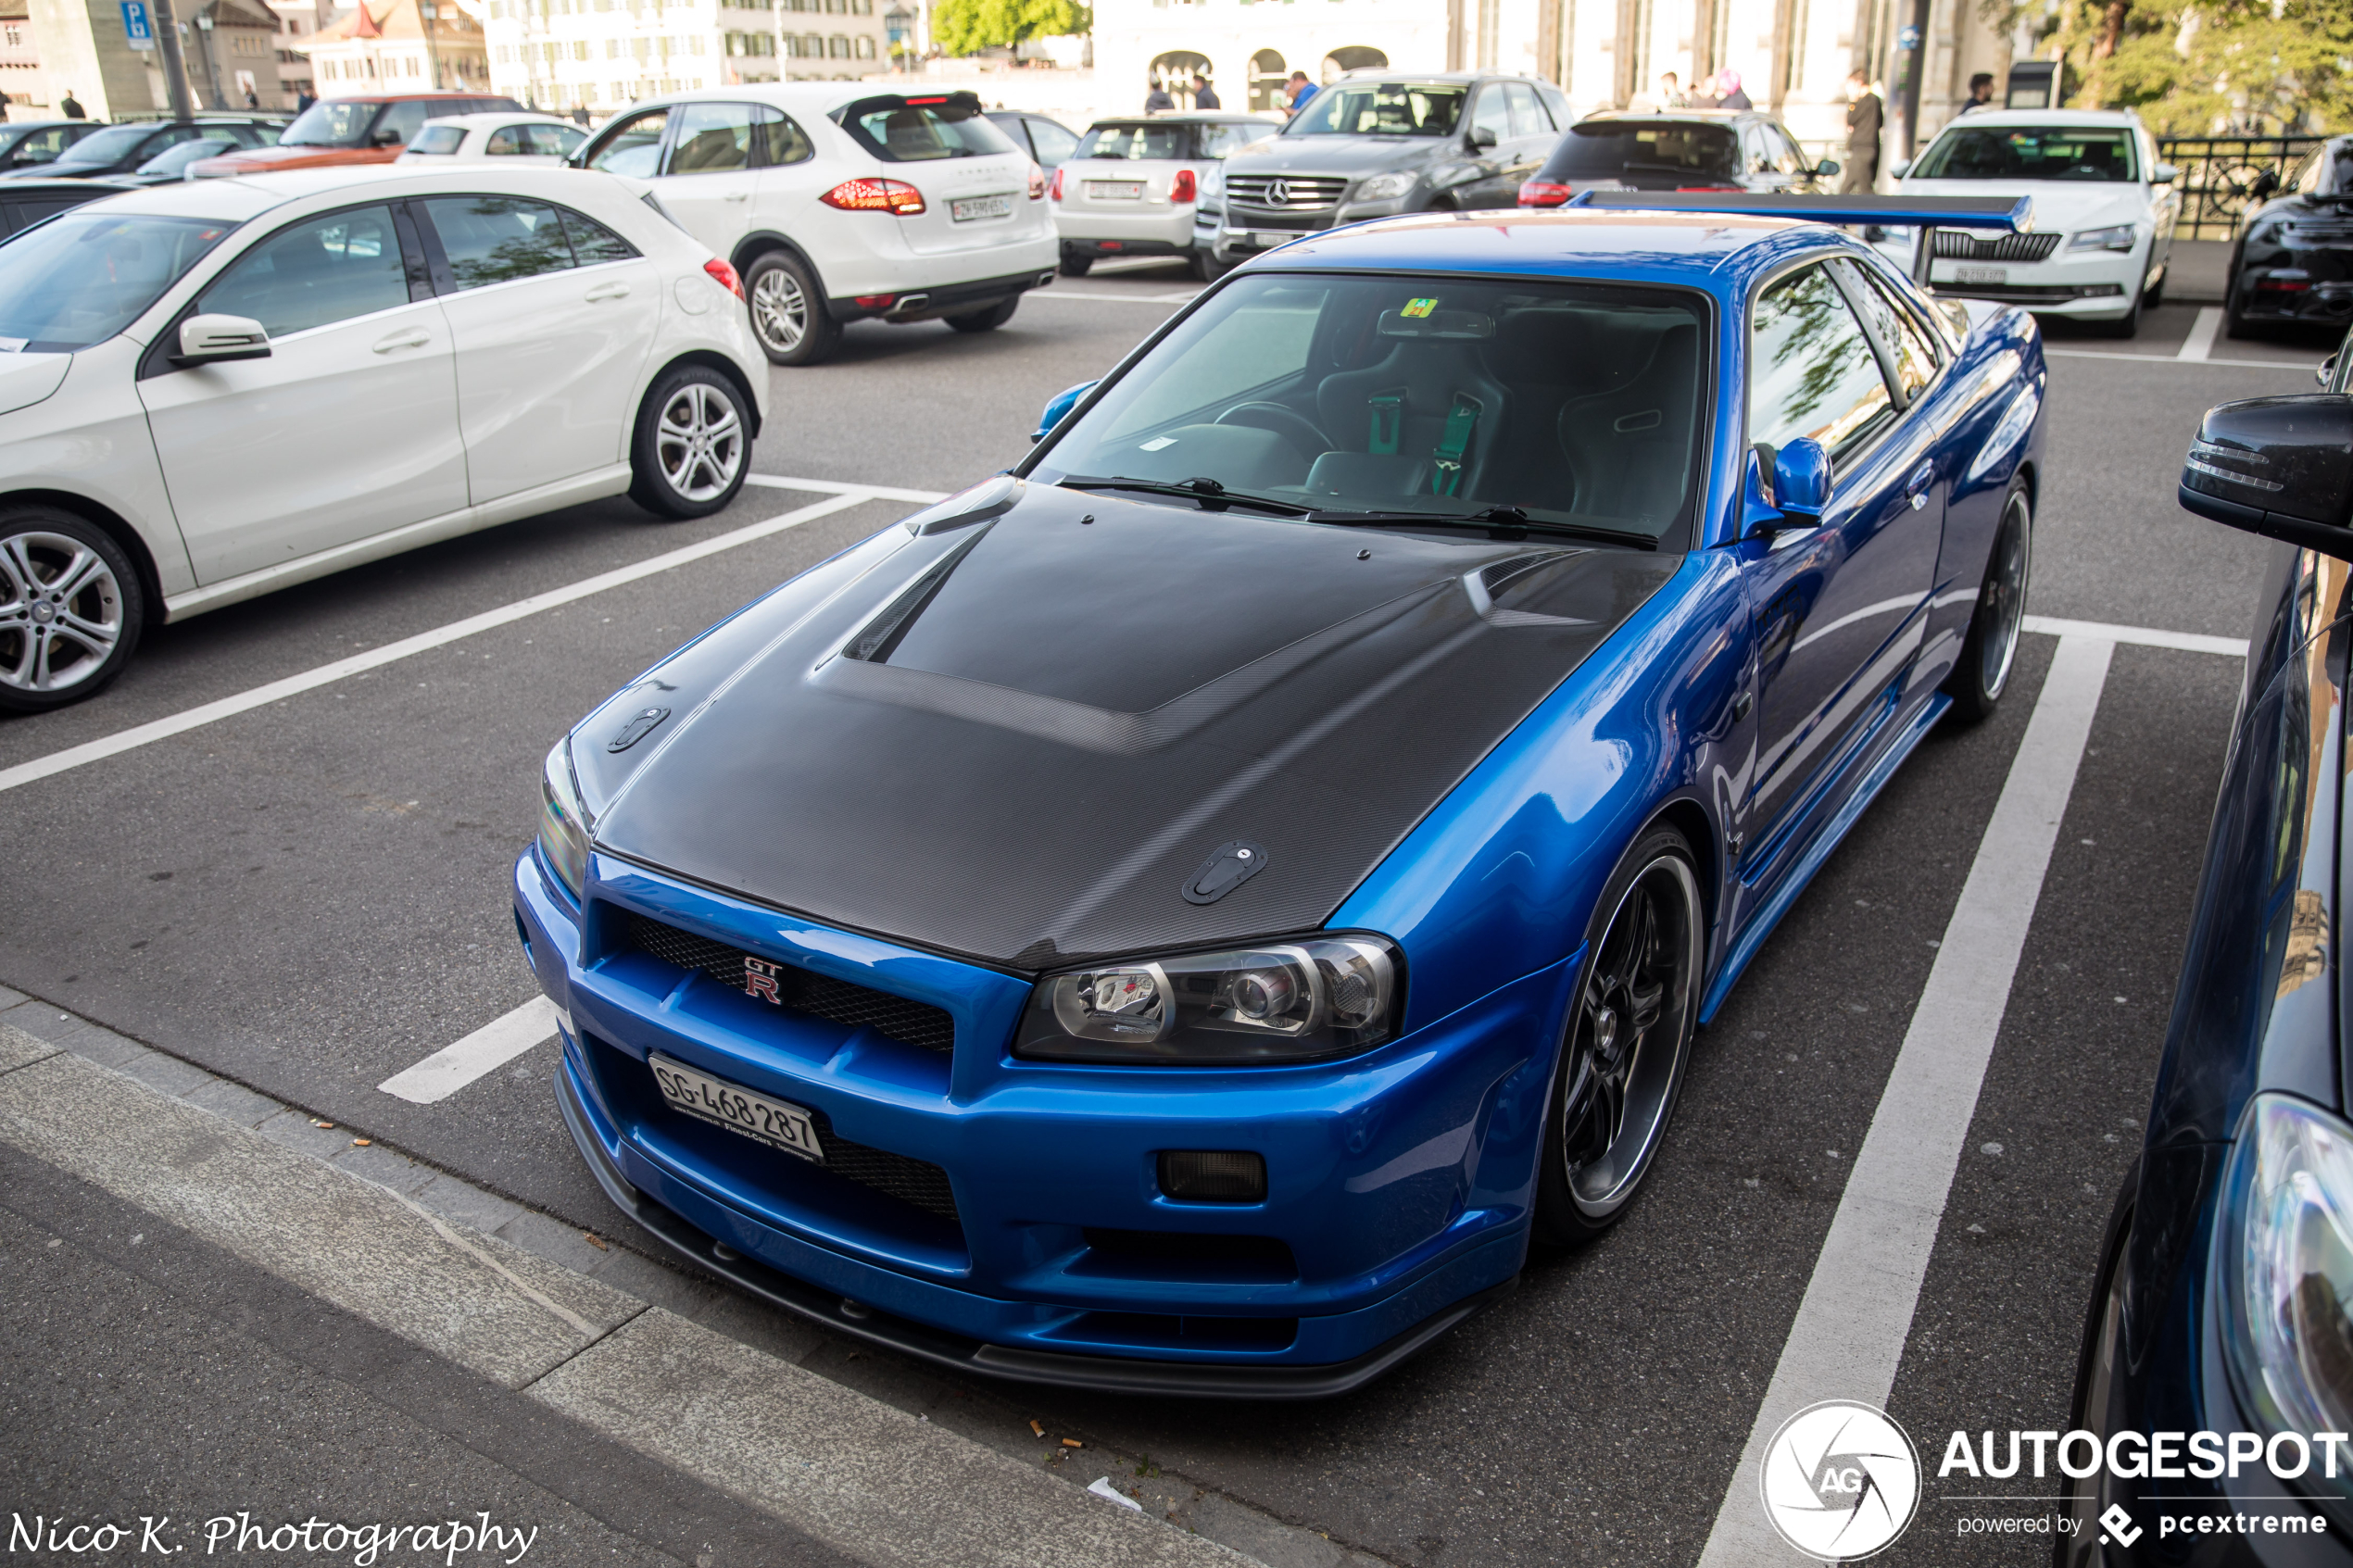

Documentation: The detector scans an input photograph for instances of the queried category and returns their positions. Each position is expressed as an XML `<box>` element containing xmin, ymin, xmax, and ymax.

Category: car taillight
<box><xmin>703</xmin><ymin>257</ymin><xmax>745</xmax><ymax>300</ymax></box>
<box><xmin>1171</xmin><ymin>168</ymin><xmax>1197</xmax><ymax>204</ymax></box>
<box><xmin>1028</xmin><ymin>161</ymin><xmax>1047</xmax><ymax>200</ymax></box>
<box><xmin>1518</xmin><ymin>181</ymin><xmax>1572</xmax><ymax>207</ymax></box>
<box><xmin>1050</xmin><ymin>166</ymin><xmax>1063</xmax><ymax>202</ymax></box>
<box><xmin>820</xmin><ymin>177</ymin><xmax>925</xmax><ymax>216</ymax></box>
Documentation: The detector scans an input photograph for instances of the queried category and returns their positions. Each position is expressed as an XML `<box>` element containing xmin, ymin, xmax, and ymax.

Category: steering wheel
<box><xmin>1214</xmin><ymin>401</ymin><xmax>1332</xmax><ymax>462</ymax></box>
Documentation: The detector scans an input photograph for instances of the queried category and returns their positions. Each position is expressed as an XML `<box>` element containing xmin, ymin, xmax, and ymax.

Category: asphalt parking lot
<box><xmin>0</xmin><ymin>265</ymin><xmax>2334</xmax><ymax>1567</ymax></box>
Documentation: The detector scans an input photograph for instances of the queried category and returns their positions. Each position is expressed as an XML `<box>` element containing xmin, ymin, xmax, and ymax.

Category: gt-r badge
<box><xmin>743</xmin><ymin>955</ymin><xmax>785</xmax><ymax>1003</ymax></box>
<box><xmin>1184</xmin><ymin>840</ymin><xmax>1270</xmax><ymax>905</ymax></box>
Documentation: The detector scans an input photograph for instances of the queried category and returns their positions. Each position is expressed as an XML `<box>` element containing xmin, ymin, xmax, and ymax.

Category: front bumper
<box><xmin>515</xmin><ymin>847</ymin><xmax>1562</xmax><ymax>1390</ymax></box>
<box><xmin>1875</xmin><ymin>236</ymin><xmax>2149</xmax><ymax>318</ymax></box>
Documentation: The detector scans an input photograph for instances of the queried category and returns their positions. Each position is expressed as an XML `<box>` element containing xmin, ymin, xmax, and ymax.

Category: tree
<box><xmin>1981</xmin><ymin>0</ymin><xmax>2353</xmax><ymax>132</ymax></box>
<box><xmin>929</xmin><ymin>0</ymin><xmax>1090</xmax><ymax>56</ymax></box>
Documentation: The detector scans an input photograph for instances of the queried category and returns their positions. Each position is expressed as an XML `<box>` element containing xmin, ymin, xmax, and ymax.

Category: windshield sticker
<box><xmin>1140</xmin><ymin>436</ymin><xmax>1177</xmax><ymax>451</ymax></box>
<box><xmin>1402</xmin><ymin>297</ymin><xmax>1439</xmax><ymax>318</ymax></box>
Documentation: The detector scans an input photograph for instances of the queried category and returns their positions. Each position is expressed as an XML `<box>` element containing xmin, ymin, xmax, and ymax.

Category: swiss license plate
<box><xmin>1086</xmin><ymin>181</ymin><xmax>1144</xmax><ymax>201</ymax></box>
<box><xmin>649</xmin><ymin>1053</ymin><xmax>824</xmax><ymax>1164</ymax></box>
<box><xmin>950</xmin><ymin>194</ymin><xmax>1013</xmax><ymax>222</ymax></box>
<box><xmin>1955</xmin><ymin>264</ymin><xmax>2008</xmax><ymax>285</ymax></box>
<box><xmin>1252</xmin><ymin>231</ymin><xmax>1289</xmax><ymax>247</ymax></box>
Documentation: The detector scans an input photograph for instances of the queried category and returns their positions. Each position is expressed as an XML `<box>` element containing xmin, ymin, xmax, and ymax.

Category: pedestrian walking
<box><xmin>58</xmin><ymin>89</ymin><xmax>83</xmax><ymax>119</ymax></box>
<box><xmin>1191</xmin><ymin>72</ymin><xmax>1219</xmax><ymax>110</ymax></box>
<box><xmin>1841</xmin><ymin>69</ymin><xmax>1881</xmax><ymax>193</ymax></box>
<box><xmin>1957</xmin><ymin>72</ymin><xmax>1995</xmax><ymax>115</ymax></box>
<box><xmin>1655</xmin><ymin>70</ymin><xmax>1689</xmax><ymax>107</ymax></box>
<box><xmin>296</xmin><ymin>87</ymin><xmax>316</xmax><ymax>113</ymax></box>
<box><xmin>1144</xmin><ymin>76</ymin><xmax>1174</xmax><ymax>114</ymax></box>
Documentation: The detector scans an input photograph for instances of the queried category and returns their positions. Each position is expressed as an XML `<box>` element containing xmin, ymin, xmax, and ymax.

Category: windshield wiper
<box><xmin>1304</xmin><ymin>505</ymin><xmax>1658</xmax><ymax>551</ymax></box>
<box><xmin>1056</xmin><ymin>475</ymin><xmax>1315</xmax><ymax>516</ymax></box>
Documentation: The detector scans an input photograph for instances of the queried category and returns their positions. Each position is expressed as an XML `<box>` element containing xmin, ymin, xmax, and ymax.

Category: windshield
<box><xmin>1026</xmin><ymin>272</ymin><xmax>1707</xmax><ymax>545</ymax></box>
<box><xmin>0</xmin><ymin>211</ymin><xmax>236</xmax><ymax>352</ymax></box>
<box><xmin>138</xmin><ymin>138</ymin><xmax>239</xmax><ymax>176</ymax></box>
<box><xmin>281</xmin><ymin>100</ymin><xmax>379</xmax><ymax>148</ymax></box>
<box><xmin>52</xmin><ymin>124</ymin><xmax>156</xmax><ymax>167</ymax></box>
<box><xmin>1539</xmin><ymin>120</ymin><xmax>1738</xmax><ymax>182</ymax></box>
<box><xmin>1910</xmin><ymin>125</ymin><xmax>2139</xmax><ymax>182</ymax></box>
<box><xmin>1287</xmin><ymin>83</ymin><xmax>1467</xmax><ymax>138</ymax></box>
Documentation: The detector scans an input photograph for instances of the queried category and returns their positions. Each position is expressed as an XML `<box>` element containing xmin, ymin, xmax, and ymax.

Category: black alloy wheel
<box><xmin>2055</xmin><ymin>1165</ymin><xmax>2136</xmax><ymax>1567</ymax></box>
<box><xmin>1944</xmin><ymin>477</ymin><xmax>2032</xmax><ymax>724</ymax></box>
<box><xmin>945</xmin><ymin>295</ymin><xmax>1021</xmax><ymax>333</ymax></box>
<box><xmin>1531</xmin><ymin>825</ymin><xmax>1704</xmax><ymax>1247</ymax></box>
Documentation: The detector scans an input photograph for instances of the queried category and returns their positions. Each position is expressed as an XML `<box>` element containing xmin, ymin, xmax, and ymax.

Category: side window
<box><xmin>422</xmin><ymin>195</ymin><xmax>575</xmax><ymax>289</ymax></box>
<box><xmin>1470</xmin><ymin>86</ymin><xmax>1512</xmax><ymax>144</ymax></box>
<box><xmin>1749</xmin><ymin>263</ymin><xmax>1895</xmax><ymax>464</ymax></box>
<box><xmin>484</xmin><ymin>125</ymin><xmax>528</xmax><ymax>157</ymax></box>
<box><xmin>529</xmin><ymin>124</ymin><xmax>586</xmax><ymax>158</ymax></box>
<box><xmin>1026</xmin><ymin>118</ymin><xmax>1078</xmax><ymax>163</ymax></box>
<box><xmin>195</xmin><ymin>205</ymin><xmax>410</xmax><ymax>337</ymax></box>
<box><xmin>585</xmin><ymin>106</ymin><xmax>668</xmax><ymax>176</ymax></box>
<box><xmin>373</xmin><ymin>101</ymin><xmax>431</xmax><ymax>148</ymax></box>
<box><xmin>12</xmin><ymin>127</ymin><xmax>71</xmax><ymax>163</ymax></box>
<box><xmin>558</xmin><ymin>206</ymin><xmax>637</xmax><ymax>265</ymax></box>
<box><xmin>750</xmin><ymin>106</ymin><xmax>813</xmax><ymax>166</ymax></box>
<box><xmin>2296</xmin><ymin>150</ymin><xmax>2326</xmax><ymax>195</ymax></box>
<box><xmin>1836</xmin><ymin>259</ymin><xmax>1937</xmax><ymax>399</ymax></box>
<box><xmin>1505</xmin><ymin>82</ymin><xmax>1554</xmax><ymax>137</ymax></box>
<box><xmin>1769</xmin><ymin>126</ymin><xmax>1808</xmax><ymax>174</ymax></box>
<box><xmin>665</xmin><ymin>102</ymin><xmax>757</xmax><ymax>175</ymax></box>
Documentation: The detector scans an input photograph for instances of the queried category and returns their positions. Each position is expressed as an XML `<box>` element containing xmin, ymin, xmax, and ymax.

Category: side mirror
<box><xmin>2251</xmin><ymin>169</ymin><xmax>2281</xmax><ymax>201</ymax></box>
<box><xmin>1469</xmin><ymin>126</ymin><xmax>1498</xmax><ymax>150</ymax></box>
<box><xmin>1890</xmin><ymin>159</ymin><xmax>1912</xmax><ymax>180</ymax></box>
<box><xmin>172</xmin><ymin>313</ymin><xmax>270</xmax><ymax>365</ymax></box>
<box><xmin>1815</xmin><ymin>158</ymin><xmax>1842</xmax><ymax>177</ymax></box>
<box><xmin>372</xmin><ymin>129</ymin><xmax>405</xmax><ymax>147</ymax></box>
<box><xmin>2321</xmin><ymin>353</ymin><xmax>2339</xmax><ymax>391</ymax></box>
<box><xmin>1742</xmin><ymin>438</ymin><xmax>1831</xmax><ymax>535</ymax></box>
<box><xmin>1032</xmin><ymin>378</ymin><xmax>1097</xmax><ymax>444</ymax></box>
<box><xmin>2151</xmin><ymin>161</ymin><xmax>2179</xmax><ymax>185</ymax></box>
<box><xmin>2178</xmin><ymin>395</ymin><xmax>2353</xmax><ymax>559</ymax></box>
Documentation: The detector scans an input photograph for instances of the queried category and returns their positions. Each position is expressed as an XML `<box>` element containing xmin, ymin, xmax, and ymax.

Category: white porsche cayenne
<box><xmin>0</xmin><ymin>163</ymin><xmax>770</xmax><ymax>712</ymax></box>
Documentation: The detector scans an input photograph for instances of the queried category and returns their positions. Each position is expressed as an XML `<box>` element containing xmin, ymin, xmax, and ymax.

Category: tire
<box><xmin>1529</xmin><ymin>824</ymin><xmax>1705</xmax><ymax>1248</ymax></box>
<box><xmin>743</xmin><ymin>250</ymin><xmax>839</xmax><ymax>367</ymax></box>
<box><xmin>0</xmin><ymin>506</ymin><xmax>144</xmax><ymax>713</ymax></box>
<box><xmin>1944</xmin><ymin>476</ymin><xmax>2032</xmax><ymax>724</ymax></box>
<box><xmin>2225</xmin><ymin>286</ymin><xmax>2263</xmax><ymax>341</ymax></box>
<box><xmin>945</xmin><ymin>295</ymin><xmax>1020</xmax><ymax>332</ymax></box>
<box><xmin>1194</xmin><ymin>250</ymin><xmax>1236</xmax><ymax>282</ymax></box>
<box><xmin>2054</xmin><ymin>1163</ymin><xmax>2136</xmax><ymax>1568</ymax></box>
<box><xmin>1058</xmin><ymin>252</ymin><xmax>1093</xmax><ymax>278</ymax></box>
<box><xmin>628</xmin><ymin>363</ymin><xmax>751</xmax><ymax>521</ymax></box>
<box><xmin>2142</xmin><ymin>266</ymin><xmax>2165</xmax><ymax>308</ymax></box>
<box><xmin>2097</xmin><ymin>276</ymin><xmax>2143</xmax><ymax>338</ymax></box>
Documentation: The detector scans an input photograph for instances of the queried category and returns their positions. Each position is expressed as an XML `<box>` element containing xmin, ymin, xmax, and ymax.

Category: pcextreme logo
<box><xmin>1759</xmin><ymin>1400</ymin><xmax>1923</xmax><ymax>1561</ymax></box>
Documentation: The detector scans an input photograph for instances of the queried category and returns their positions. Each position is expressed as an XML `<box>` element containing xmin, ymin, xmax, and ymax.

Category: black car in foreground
<box><xmin>1516</xmin><ymin>109</ymin><xmax>1838</xmax><ymax>207</ymax></box>
<box><xmin>2227</xmin><ymin>136</ymin><xmax>2353</xmax><ymax>338</ymax></box>
<box><xmin>2059</xmin><ymin>336</ymin><xmax>2353</xmax><ymax>1562</ymax></box>
<box><xmin>1192</xmin><ymin>69</ymin><xmax>1569</xmax><ymax>272</ymax></box>
<box><xmin>0</xmin><ymin>116</ymin><xmax>283</xmax><ymax>182</ymax></box>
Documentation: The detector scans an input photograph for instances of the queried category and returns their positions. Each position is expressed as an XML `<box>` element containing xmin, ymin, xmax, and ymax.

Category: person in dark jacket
<box><xmin>1144</xmin><ymin>77</ymin><xmax>1174</xmax><ymax>113</ymax></box>
<box><xmin>1711</xmin><ymin>69</ymin><xmax>1753</xmax><ymax>110</ymax></box>
<box><xmin>1191</xmin><ymin>72</ymin><xmax>1219</xmax><ymax>110</ymax></box>
<box><xmin>58</xmin><ymin>90</ymin><xmax>84</xmax><ymax>120</ymax></box>
<box><xmin>1842</xmin><ymin>69</ymin><xmax>1882</xmax><ymax>193</ymax></box>
<box><xmin>1957</xmin><ymin>72</ymin><xmax>1995</xmax><ymax>114</ymax></box>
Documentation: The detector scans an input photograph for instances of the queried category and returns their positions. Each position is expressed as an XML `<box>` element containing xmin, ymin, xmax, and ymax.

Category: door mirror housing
<box><xmin>1468</xmin><ymin>126</ymin><xmax>1498</xmax><ymax>150</ymax></box>
<box><xmin>2321</xmin><ymin>352</ymin><xmax>2339</xmax><ymax>391</ymax></box>
<box><xmin>372</xmin><ymin>128</ymin><xmax>405</xmax><ymax>147</ymax></box>
<box><xmin>1889</xmin><ymin>159</ymin><xmax>1911</xmax><ymax>180</ymax></box>
<box><xmin>173</xmin><ymin>313</ymin><xmax>270</xmax><ymax>366</ymax></box>
<box><xmin>1815</xmin><ymin>158</ymin><xmax>1842</xmax><ymax>177</ymax></box>
<box><xmin>2178</xmin><ymin>395</ymin><xmax>2353</xmax><ymax>559</ymax></box>
<box><xmin>2150</xmin><ymin>161</ymin><xmax>2179</xmax><ymax>185</ymax></box>
<box><xmin>1032</xmin><ymin>378</ymin><xmax>1098</xmax><ymax>444</ymax></box>
<box><xmin>1742</xmin><ymin>439</ymin><xmax>1831</xmax><ymax>535</ymax></box>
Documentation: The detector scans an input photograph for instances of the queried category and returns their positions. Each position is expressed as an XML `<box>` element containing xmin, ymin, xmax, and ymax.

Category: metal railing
<box><xmin>2157</xmin><ymin>135</ymin><xmax>2325</xmax><ymax>240</ymax></box>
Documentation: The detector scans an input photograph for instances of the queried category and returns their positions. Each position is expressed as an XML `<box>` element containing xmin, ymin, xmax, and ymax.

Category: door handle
<box><xmin>584</xmin><ymin>282</ymin><xmax>631</xmax><ymax>302</ymax></box>
<box><xmin>1904</xmin><ymin>459</ymin><xmax>1936</xmax><ymax>510</ymax></box>
<box><xmin>371</xmin><ymin>327</ymin><xmax>430</xmax><ymax>354</ymax></box>
<box><xmin>724</xmin><ymin>191</ymin><xmax>750</xmax><ymax>202</ymax></box>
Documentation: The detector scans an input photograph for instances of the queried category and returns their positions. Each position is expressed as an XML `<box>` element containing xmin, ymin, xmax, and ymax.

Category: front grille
<box><xmin>1932</xmin><ymin>282</ymin><xmax>2124</xmax><ymax>302</ymax></box>
<box><xmin>629</xmin><ymin>914</ymin><xmax>956</xmax><ymax>1054</ymax></box>
<box><xmin>1931</xmin><ymin>229</ymin><xmax>2062</xmax><ymax>262</ymax></box>
<box><xmin>1226</xmin><ymin>173</ymin><xmax>1349</xmax><ymax>210</ymax></box>
<box><xmin>803</xmin><ymin>1104</ymin><xmax>960</xmax><ymax>1221</ymax></box>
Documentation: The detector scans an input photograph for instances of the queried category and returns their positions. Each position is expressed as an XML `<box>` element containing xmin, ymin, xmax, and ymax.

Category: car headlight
<box><xmin>1013</xmin><ymin>935</ymin><xmax>1403</xmax><ymax>1064</ymax></box>
<box><xmin>1353</xmin><ymin>171</ymin><xmax>1418</xmax><ymax>202</ymax></box>
<box><xmin>537</xmin><ymin>739</ymin><xmax>590</xmax><ymax>900</ymax></box>
<box><xmin>2069</xmin><ymin>223</ymin><xmax>2138</xmax><ymax>252</ymax></box>
<box><xmin>2221</xmin><ymin>1092</ymin><xmax>2353</xmax><ymax>1499</ymax></box>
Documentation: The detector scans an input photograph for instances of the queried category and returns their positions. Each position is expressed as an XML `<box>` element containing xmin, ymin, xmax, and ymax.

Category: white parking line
<box><xmin>2179</xmin><ymin>306</ymin><xmax>2224</xmax><ymax>361</ymax></box>
<box><xmin>1696</xmin><ymin>634</ymin><xmax>2116</xmax><ymax>1565</ymax></box>
<box><xmin>1034</xmin><ymin>288</ymin><xmax>1203</xmax><ymax>304</ymax></box>
<box><xmin>745</xmin><ymin>474</ymin><xmax>950</xmax><ymax>505</ymax></box>
<box><xmin>378</xmin><ymin>997</ymin><xmax>560</xmax><ymax>1105</ymax></box>
<box><xmin>2022</xmin><ymin>613</ymin><xmax>2247</xmax><ymax>657</ymax></box>
<box><xmin>2047</xmin><ymin>345</ymin><xmax>2321</xmax><ymax>370</ymax></box>
<box><xmin>0</xmin><ymin>485</ymin><xmax>885</xmax><ymax>798</ymax></box>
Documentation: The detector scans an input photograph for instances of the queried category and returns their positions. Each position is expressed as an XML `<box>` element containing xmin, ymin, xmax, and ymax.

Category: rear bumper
<box><xmin>827</xmin><ymin>264</ymin><xmax>1056</xmax><ymax>324</ymax></box>
<box><xmin>1054</xmin><ymin>207</ymin><xmax>1198</xmax><ymax>246</ymax></box>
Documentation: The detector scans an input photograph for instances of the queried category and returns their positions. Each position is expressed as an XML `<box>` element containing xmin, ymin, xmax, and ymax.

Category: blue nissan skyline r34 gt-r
<box><xmin>516</xmin><ymin>194</ymin><xmax>2050</xmax><ymax>1396</ymax></box>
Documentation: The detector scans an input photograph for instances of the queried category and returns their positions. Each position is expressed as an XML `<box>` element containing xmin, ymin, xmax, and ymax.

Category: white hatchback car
<box><xmin>397</xmin><ymin>111</ymin><xmax>588</xmax><ymax>166</ymax></box>
<box><xmin>1050</xmin><ymin>113</ymin><xmax>1277</xmax><ymax>280</ymax></box>
<box><xmin>573</xmin><ymin>85</ymin><xmax>1058</xmax><ymax>365</ymax></box>
<box><xmin>0</xmin><ymin>164</ymin><xmax>768</xmax><ymax>711</ymax></box>
<box><xmin>1886</xmin><ymin>107</ymin><xmax>2180</xmax><ymax>338</ymax></box>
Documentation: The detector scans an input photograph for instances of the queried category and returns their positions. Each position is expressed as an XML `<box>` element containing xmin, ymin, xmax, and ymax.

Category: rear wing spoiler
<box><xmin>1565</xmin><ymin>192</ymin><xmax>2034</xmax><ymax>282</ymax></box>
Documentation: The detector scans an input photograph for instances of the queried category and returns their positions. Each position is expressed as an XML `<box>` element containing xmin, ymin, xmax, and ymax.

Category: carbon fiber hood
<box><xmin>590</xmin><ymin>483</ymin><xmax>1678</xmax><ymax>971</ymax></box>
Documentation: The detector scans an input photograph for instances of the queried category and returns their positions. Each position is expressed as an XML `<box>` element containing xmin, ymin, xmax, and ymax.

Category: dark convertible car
<box><xmin>2225</xmin><ymin>136</ymin><xmax>2353</xmax><ymax>338</ymax></box>
<box><xmin>2061</xmin><ymin>339</ymin><xmax>2353</xmax><ymax>1560</ymax></box>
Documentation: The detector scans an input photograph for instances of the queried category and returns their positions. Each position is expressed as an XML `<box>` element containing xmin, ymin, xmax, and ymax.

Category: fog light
<box><xmin>1160</xmin><ymin>1149</ymin><xmax>1265</xmax><ymax>1203</ymax></box>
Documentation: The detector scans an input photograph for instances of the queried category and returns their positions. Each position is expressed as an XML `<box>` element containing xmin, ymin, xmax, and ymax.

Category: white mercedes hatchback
<box><xmin>396</xmin><ymin>112</ymin><xmax>589</xmax><ymax>166</ymax></box>
<box><xmin>574</xmin><ymin>85</ymin><xmax>1058</xmax><ymax>365</ymax></box>
<box><xmin>0</xmin><ymin>164</ymin><xmax>768</xmax><ymax>711</ymax></box>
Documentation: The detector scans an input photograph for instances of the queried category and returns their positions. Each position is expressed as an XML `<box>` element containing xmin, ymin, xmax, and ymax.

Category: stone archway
<box><xmin>1249</xmin><ymin>48</ymin><xmax>1286</xmax><ymax>112</ymax></box>
<box><xmin>1151</xmin><ymin>49</ymin><xmax>1213</xmax><ymax>104</ymax></box>
<box><xmin>1321</xmin><ymin>45</ymin><xmax>1388</xmax><ymax>84</ymax></box>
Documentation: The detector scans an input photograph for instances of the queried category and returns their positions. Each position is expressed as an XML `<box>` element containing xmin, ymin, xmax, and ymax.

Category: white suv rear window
<box><xmin>840</xmin><ymin>96</ymin><xmax>1013</xmax><ymax>162</ymax></box>
<box><xmin>409</xmin><ymin>125</ymin><xmax>465</xmax><ymax>156</ymax></box>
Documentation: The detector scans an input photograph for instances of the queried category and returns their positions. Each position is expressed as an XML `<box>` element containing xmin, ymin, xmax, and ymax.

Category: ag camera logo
<box><xmin>1760</xmin><ymin>1400</ymin><xmax>1922</xmax><ymax>1561</ymax></box>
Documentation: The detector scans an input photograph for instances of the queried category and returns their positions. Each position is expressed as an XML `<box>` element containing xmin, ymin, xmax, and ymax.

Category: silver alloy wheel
<box><xmin>1560</xmin><ymin>852</ymin><xmax>1702</xmax><ymax>1217</ymax></box>
<box><xmin>1980</xmin><ymin>489</ymin><xmax>2032</xmax><ymax>700</ymax></box>
<box><xmin>654</xmin><ymin>382</ymin><xmax>745</xmax><ymax>504</ymax></box>
<box><xmin>750</xmin><ymin>264</ymin><xmax>807</xmax><ymax>353</ymax></box>
<box><xmin>0</xmin><ymin>529</ymin><xmax>124</xmax><ymax>695</ymax></box>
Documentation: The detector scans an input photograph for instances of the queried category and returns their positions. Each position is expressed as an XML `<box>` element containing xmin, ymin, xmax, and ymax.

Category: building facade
<box><xmin>269</xmin><ymin>0</ymin><xmax>348</xmax><ymax>102</ymax></box>
<box><xmin>1092</xmin><ymin>0</ymin><xmax>2012</xmax><ymax>157</ymax></box>
<box><xmin>480</xmin><ymin>0</ymin><xmax>884</xmax><ymax>115</ymax></box>
<box><xmin>304</xmin><ymin>0</ymin><xmax>491</xmax><ymax>98</ymax></box>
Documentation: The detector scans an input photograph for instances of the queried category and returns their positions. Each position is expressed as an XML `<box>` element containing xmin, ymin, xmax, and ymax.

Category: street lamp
<box><xmin>421</xmin><ymin>0</ymin><xmax>442</xmax><ymax>90</ymax></box>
